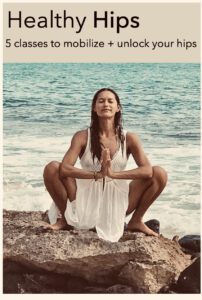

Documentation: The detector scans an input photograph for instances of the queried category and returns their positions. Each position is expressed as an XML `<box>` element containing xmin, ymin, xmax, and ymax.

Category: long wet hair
<box><xmin>90</xmin><ymin>88</ymin><xmax>125</xmax><ymax>161</ymax></box>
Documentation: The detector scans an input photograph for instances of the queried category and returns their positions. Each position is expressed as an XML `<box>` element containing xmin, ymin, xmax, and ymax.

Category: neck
<box><xmin>98</xmin><ymin>119</ymin><xmax>116</xmax><ymax>137</ymax></box>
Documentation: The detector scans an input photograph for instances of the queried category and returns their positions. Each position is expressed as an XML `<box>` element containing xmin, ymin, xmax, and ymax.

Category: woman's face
<box><xmin>93</xmin><ymin>91</ymin><xmax>120</xmax><ymax>118</ymax></box>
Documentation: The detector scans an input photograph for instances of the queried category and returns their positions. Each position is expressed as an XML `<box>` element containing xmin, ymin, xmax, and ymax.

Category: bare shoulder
<box><xmin>71</xmin><ymin>129</ymin><xmax>88</xmax><ymax>146</ymax></box>
<box><xmin>72</xmin><ymin>129</ymin><xmax>88</xmax><ymax>140</ymax></box>
<box><xmin>126</xmin><ymin>131</ymin><xmax>141</xmax><ymax>147</ymax></box>
<box><xmin>126</xmin><ymin>132</ymin><xmax>143</xmax><ymax>156</ymax></box>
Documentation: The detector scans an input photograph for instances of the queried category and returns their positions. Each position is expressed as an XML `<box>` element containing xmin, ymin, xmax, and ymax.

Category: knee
<box><xmin>43</xmin><ymin>161</ymin><xmax>60</xmax><ymax>181</ymax></box>
<box><xmin>152</xmin><ymin>166</ymin><xmax>168</xmax><ymax>187</ymax></box>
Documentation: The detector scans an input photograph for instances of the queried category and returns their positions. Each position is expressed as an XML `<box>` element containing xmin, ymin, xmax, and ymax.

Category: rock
<box><xmin>172</xmin><ymin>235</ymin><xmax>180</xmax><ymax>243</ymax></box>
<box><xmin>175</xmin><ymin>257</ymin><xmax>200</xmax><ymax>293</ymax></box>
<box><xmin>145</xmin><ymin>219</ymin><xmax>160</xmax><ymax>234</ymax></box>
<box><xmin>191</xmin><ymin>252</ymin><xmax>200</xmax><ymax>260</ymax></box>
<box><xmin>158</xmin><ymin>284</ymin><xmax>177</xmax><ymax>294</ymax></box>
<box><xmin>84</xmin><ymin>284</ymin><xmax>135</xmax><ymax>294</ymax></box>
<box><xmin>3</xmin><ymin>210</ymin><xmax>191</xmax><ymax>294</ymax></box>
<box><xmin>4</xmin><ymin>272</ymin><xmax>89</xmax><ymax>294</ymax></box>
<box><xmin>118</xmin><ymin>259</ymin><xmax>179</xmax><ymax>294</ymax></box>
<box><xmin>179</xmin><ymin>235</ymin><xmax>200</xmax><ymax>253</ymax></box>
<box><xmin>106</xmin><ymin>284</ymin><xmax>134</xmax><ymax>293</ymax></box>
<box><xmin>83</xmin><ymin>286</ymin><xmax>107</xmax><ymax>293</ymax></box>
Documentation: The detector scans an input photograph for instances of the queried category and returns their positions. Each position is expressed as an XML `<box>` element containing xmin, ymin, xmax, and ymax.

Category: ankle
<box><xmin>57</xmin><ymin>215</ymin><xmax>66</xmax><ymax>222</ymax></box>
<box><xmin>128</xmin><ymin>217</ymin><xmax>143</xmax><ymax>225</ymax></box>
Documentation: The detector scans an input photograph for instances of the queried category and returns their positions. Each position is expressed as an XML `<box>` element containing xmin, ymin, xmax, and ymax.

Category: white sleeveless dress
<box><xmin>48</xmin><ymin>128</ymin><xmax>130</xmax><ymax>242</ymax></box>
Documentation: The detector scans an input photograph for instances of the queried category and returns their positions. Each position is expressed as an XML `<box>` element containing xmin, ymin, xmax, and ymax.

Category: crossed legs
<box><xmin>126</xmin><ymin>166</ymin><xmax>168</xmax><ymax>236</ymax></box>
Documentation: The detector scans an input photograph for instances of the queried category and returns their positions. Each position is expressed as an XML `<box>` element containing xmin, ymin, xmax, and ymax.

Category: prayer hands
<box><xmin>100</xmin><ymin>148</ymin><xmax>112</xmax><ymax>177</ymax></box>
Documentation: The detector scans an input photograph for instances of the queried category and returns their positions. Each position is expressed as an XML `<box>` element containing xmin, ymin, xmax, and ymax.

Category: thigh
<box><xmin>126</xmin><ymin>178</ymin><xmax>152</xmax><ymax>215</ymax></box>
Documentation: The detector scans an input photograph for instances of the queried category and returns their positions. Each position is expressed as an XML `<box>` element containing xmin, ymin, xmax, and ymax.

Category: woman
<box><xmin>43</xmin><ymin>88</ymin><xmax>167</xmax><ymax>242</ymax></box>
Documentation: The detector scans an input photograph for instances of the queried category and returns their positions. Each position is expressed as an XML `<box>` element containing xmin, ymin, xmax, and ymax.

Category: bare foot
<box><xmin>46</xmin><ymin>218</ymin><xmax>69</xmax><ymax>230</ymax></box>
<box><xmin>126</xmin><ymin>221</ymin><xmax>159</xmax><ymax>237</ymax></box>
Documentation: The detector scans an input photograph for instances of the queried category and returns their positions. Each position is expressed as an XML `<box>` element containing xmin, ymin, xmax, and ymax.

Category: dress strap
<box><xmin>123</xmin><ymin>130</ymin><xmax>127</xmax><ymax>158</ymax></box>
<box><xmin>123</xmin><ymin>129</ymin><xmax>127</xmax><ymax>137</ymax></box>
<box><xmin>80</xmin><ymin>128</ymin><xmax>91</xmax><ymax>160</ymax></box>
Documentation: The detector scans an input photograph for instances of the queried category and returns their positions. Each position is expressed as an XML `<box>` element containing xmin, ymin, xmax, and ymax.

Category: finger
<box><xmin>103</xmin><ymin>151</ymin><xmax>108</xmax><ymax>160</ymax></box>
<box><xmin>103</xmin><ymin>149</ymin><xmax>107</xmax><ymax>157</ymax></box>
<box><xmin>106</xmin><ymin>158</ymin><xmax>111</xmax><ymax>166</ymax></box>
<box><xmin>107</xmin><ymin>151</ymin><xmax>111</xmax><ymax>159</ymax></box>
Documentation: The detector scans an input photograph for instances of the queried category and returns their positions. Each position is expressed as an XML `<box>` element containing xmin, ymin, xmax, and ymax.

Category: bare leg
<box><xmin>43</xmin><ymin>161</ymin><xmax>77</xmax><ymax>230</ymax></box>
<box><xmin>126</xmin><ymin>166</ymin><xmax>167</xmax><ymax>236</ymax></box>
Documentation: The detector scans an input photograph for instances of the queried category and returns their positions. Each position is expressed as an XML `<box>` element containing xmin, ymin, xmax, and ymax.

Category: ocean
<box><xmin>3</xmin><ymin>63</ymin><xmax>200</xmax><ymax>238</ymax></box>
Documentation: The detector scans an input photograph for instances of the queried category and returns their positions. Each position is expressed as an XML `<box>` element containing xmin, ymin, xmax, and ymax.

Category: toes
<box><xmin>36</xmin><ymin>225</ymin><xmax>52</xmax><ymax>233</ymax></box>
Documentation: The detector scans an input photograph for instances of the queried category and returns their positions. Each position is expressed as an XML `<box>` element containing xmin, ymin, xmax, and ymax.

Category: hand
<box><xmin>100</xmin><ymin>148</ymin><xmax>110</xmax><ymax>165</ymax></box>
<box><xmin>100</xmin><ymin>148</ymin><xmax>111</xmax><ymax>177</ymax></box>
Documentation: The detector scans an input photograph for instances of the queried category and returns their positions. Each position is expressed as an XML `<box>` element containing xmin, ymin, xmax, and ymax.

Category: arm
<box><xmin>108</xmin><ymin>132</ymin><xmax>153</xmax><ymax>180</ymax></box>
<box><xmin>59</xmin><ymin>130</ymin><xmax>103</xmax><ymax>180</ymax></box>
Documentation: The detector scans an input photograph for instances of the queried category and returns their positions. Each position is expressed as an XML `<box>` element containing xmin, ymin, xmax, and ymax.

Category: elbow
<box><xmin>59</xmin><ymin>163</ymin><xmax>72</xmax><ymax>179</ymax></box>
<box><xmin>59</xmin><ymin>164</ymin><xmax>66</xmax><ymax>179</ymax></box>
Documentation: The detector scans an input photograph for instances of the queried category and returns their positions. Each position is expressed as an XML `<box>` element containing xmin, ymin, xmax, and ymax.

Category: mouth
<box><xmin>102</xmin><ymin>109</ymin><xmax>111</xmax><ymax>112</ymax></box>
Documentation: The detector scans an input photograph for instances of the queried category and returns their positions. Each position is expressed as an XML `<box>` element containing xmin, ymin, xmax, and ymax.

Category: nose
<box><xmin>103</xmin><ymin>99</ymin><xmax>110</xmax><ymax>106</ymax></box>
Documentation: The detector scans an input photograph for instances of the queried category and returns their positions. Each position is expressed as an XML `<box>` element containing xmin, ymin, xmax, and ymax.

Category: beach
<box><xmin>3</xmin><ymin>63</ymin><xmax>200</xmax><ymax>238</ymax></box>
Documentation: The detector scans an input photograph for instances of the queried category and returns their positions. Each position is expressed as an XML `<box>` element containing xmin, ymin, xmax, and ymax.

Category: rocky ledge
<box><xmin>3</xmin><ymin>210</ymin><xmax>200</xmax><ymax>294</ymax></box>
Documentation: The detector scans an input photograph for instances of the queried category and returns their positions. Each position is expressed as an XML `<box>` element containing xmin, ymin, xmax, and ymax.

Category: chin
<box><xmin>100</xmin><ymin>111</ymin><xmax>114</xmax><ymax>116</ymax></box>
<box><xmin>99</xmin><ymin>113</ymin><xmax>114</xmax><ymax>118</ymax></box>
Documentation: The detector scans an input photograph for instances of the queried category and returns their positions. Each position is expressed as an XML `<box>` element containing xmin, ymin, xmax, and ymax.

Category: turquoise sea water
<box><xmin>3</xmin><ymin>63</ymin><xmax>200</xmax><ymax>238</ymax></box>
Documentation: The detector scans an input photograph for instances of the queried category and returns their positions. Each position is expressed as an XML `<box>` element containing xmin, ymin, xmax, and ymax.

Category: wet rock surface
<box><xmin>179</xmin><ymin>235</ymin><xmax>200</xmax><ymax>253</ymax></box>
<box><xmin>3</xmin><ymin>210</ymin><xmax>196</xmax><ymax>294</ymax></box>
<box><xmin>144</xmin><ymin>219</ymin><xmax>160</xmax><ymax>234</ymax></box>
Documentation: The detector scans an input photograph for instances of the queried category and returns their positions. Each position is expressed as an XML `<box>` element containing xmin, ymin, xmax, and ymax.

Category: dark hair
<box><xmin>90</xmin><ymin>88</ymin><xmax>125</xmax><ymax>161</ymax></box>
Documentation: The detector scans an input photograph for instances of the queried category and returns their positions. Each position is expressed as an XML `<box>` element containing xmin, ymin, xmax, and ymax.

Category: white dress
<box><xmin>48</xmin><ymin>128</ymin><xmax>129</xmax><ymax>242</ymax></box>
